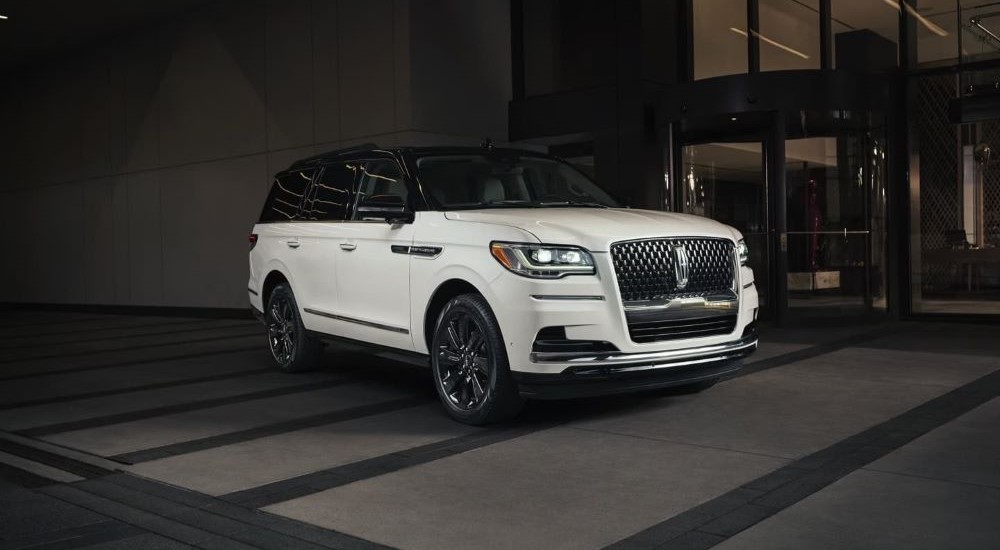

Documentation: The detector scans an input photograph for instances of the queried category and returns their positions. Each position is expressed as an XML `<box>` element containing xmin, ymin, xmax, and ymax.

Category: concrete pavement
<box><xmin>0</xmin><ymin>310</ymin><xmax>997</xmax><ymax>549</ymax></box>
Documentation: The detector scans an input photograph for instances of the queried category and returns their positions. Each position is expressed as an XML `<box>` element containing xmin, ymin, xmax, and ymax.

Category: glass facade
<box><xmin>759</xmin><ymin>0</ymin><xmax>821</xmax><ymax>71</ymax></box>
<box><xmin>693</xmin><ymin>0</ymin><xmax>748</xmax><ymax>79</ymax></box>
<box><xmin>513</xmin><ymin>0</ymin><xmax>1000</xmax><ymax>321</ymax></box>
<box><xmin>910</xmin><ymin>71</ymin><xmax>1000</xmax><ymax>315</ymax></box>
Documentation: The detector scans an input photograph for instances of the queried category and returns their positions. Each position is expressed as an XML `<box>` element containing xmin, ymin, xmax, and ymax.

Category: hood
<box><xmin>443</xmin><ymin>208</ymin><xmax>739</xmax><ymax>252</ymax></box>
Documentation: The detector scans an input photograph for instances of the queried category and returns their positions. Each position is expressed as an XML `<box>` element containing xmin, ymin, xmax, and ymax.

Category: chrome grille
<box><xmin>610</xmin><ymin>238</ymin><xmax>736</xmax><ymax>303</ymax></box>
<box><xmin>627</xmin><ymin>315</ymin><xmax>738</xmax><ymax>343</ymax></box>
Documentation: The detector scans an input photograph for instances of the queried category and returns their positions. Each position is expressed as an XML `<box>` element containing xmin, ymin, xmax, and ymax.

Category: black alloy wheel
<box><xmin>265</xmin><ymin>283</ymin><xmax>321</xmax><ymax>373</ymax></box>
<box><xmin>431</xmin><ymin>293</ymin><xmax>523</xmax><ymax>424</ymax></box>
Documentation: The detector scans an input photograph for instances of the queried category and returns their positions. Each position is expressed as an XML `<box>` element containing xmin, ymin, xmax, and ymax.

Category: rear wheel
<box><xmin>431</xmin><ymin>293</ymin><xmax>523</xmax><ymax>425</ymax></box>
<box><xmin>265</xmin><ymin>283</ymin><xmax>322</xmax><ymax>373</ymax></box>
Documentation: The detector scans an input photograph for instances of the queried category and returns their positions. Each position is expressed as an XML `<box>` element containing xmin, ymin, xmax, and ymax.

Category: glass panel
<box><xmin>832</xmin><ymin>0</ymin><xmax>900</xmax><ymax>68</ymax></box>
<box><xmin>260</xmin><ymin>170</ymin><xmax>313</xmax><ymax>222</ymax></box>
<box><xmin>910</xmin><ymin>73</ymin><xmax>1000</xmax><ymax>315</ymax></box>
<box><xmin>694</xmin><ymin>0</ymin><xmax>748</xmax><ymax>80</ymax></box>
<box><xmin>759</xmin><ymin>0</ymin><xmax>821</xmax><ymax>71</ymax></box>
<box><xmin>682</xmin><ymin>142</ymin><xmax>769</xmax><ymax>309</ymax></box>
<box><xmin>786</xmin><ymin>134</ymin><xmax>887</xmax><ymax>314</ymax></box>
<box><xmin>302</xmin><ymin>163</ymin><xmax>355</xmax><ymax>221</ymax></box>
<box><xmin>353</xmin><ymin>160</ymin><xmax>408</xmax><ymax>220</ymax></box>
<box><xmin>918</xmin><ymin>0</ymin><xmax>959</xmax><ymax>65</ymax></box>
<box><xmin>961</xmin><ymin>0</ymin><xmax>1000</xmax><ymax>65</ymax></box>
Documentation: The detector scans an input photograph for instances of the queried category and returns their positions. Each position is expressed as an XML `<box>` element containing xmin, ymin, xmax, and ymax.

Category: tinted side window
<box><xmin>352</xmin><ymin>160</ymin><xmax>408</xmax><ymax>220</ymax></box>
<box><xmin>302</xmin><ymin>162</ymin><xmax>357</xmax><ymax>221</ymax></box>
<box><xmin>259</xmin><ymin>170</ymin><xmax>314</xmax><ymax>222</ymax></box>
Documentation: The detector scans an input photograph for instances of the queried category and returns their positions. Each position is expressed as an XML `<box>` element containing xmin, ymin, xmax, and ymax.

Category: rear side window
<box><xmin>302</xmin><ymin>162</ymin><xmax>357</xmax><ymax>221</ymax></box>
<box><xmin>259</xmin><ymin>170</ymin><xmax>314</xmax><ymax>222</ymax></box>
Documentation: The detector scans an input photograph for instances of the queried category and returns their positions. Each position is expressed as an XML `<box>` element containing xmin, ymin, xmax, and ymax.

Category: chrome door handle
<box><xmin>286</xmin><ymin>240</ymin><xmax>300</xmax><ymax>249</ymax></box>
<box><xmin>340</xmin><ymin>242</ymin><xmax>357</xmax><ymax>251</ymax></box>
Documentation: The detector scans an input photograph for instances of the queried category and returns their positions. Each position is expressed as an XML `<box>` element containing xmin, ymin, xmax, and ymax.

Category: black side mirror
<box><xmin>356</xmin><ymin>194</ymin><xmax>414</xmax><ymax>224</ymax></box>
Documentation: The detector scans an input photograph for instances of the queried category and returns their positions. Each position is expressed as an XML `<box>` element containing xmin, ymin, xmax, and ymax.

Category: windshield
<box><xmin>415</xmin><ymin>154</ymin><xmax>621</xmax><ymax>210</ymax></box>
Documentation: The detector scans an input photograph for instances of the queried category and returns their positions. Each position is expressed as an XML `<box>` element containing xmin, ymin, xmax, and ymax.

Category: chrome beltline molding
<box><xmin>303</xmin><ymin>307</ymin><xmax>410</xmax><ymax>334</ymax></box>
<box><xmin>530</xmin><ymin>335</ymin><xmax>757</xmax><ymax>365</ymax></box>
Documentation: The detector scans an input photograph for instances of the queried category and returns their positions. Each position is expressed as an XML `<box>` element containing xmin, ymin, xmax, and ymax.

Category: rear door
<box><xmin>256</xmin><ymin>168</ymin><xmax>313</xmax><ymax>308</ymax></box>
<box><xmin>293</xmin><ymin>161</ymin><xmax>359</xmax><ymax>335</ymax></box>
<box><xmin>334</xmin><ymin>157</ymin><xmax>415</xmax><ymax>350</ymax></box>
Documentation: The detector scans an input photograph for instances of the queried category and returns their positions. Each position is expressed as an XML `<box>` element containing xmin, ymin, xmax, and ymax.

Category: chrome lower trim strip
<box><xmin>531</xmin><ymin>336</ymin><xmax>757</xmax><ymax>365</ymax></box>
<box><xmin>303</xmin><ymin>308</ymin><xmax>409</xmax><ymax>334</ymax></box>
<box><xmin>530</xmin><ymin>295</ymin><xmax>605</xmax><ymax>301</ymax></box>
<box><xmin>572</xmin><ymin>351</ymin><xmax>749</xmax><ymax>376</ymax></box>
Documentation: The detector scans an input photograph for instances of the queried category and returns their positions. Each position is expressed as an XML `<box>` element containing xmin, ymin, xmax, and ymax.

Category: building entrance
<box><xmin>675</xmin><ymin>111</ymin><xmax>888</xmax><ymax>325</ymax></box>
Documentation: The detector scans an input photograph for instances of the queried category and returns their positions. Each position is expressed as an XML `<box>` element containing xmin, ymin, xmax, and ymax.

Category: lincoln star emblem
<box><xmin>673</xmin><ymin>244</ymin><xmax>690</xmax><ymax>290</ymax></box>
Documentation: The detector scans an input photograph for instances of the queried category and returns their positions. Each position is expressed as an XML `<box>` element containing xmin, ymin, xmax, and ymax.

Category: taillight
<box><xmin>249</xmin><ymin>233</ymin><xmax>259</xmax><ymax>250</ymax></box>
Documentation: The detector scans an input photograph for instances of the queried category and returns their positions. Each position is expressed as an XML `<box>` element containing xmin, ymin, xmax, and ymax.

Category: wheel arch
<box><xmin>422</xmin><ymin>278</ymin><xmax>485</xmax><ymax>353</ymax></box>
<box><xmin>261</xmin><ymin>269</ymin><xmax>291</xmax><ymax>309</ymax></box>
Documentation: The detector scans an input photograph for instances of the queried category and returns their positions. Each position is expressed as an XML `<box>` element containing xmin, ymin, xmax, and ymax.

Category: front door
<box><xmin>335</xmin><ymin>158</ymin><xmax>415</xmax><ymax>350</ymax></box>
<box><xmin>783</xmin><ymin>134</ymin><xmax>888</xmax><ymax>321</ymax></box>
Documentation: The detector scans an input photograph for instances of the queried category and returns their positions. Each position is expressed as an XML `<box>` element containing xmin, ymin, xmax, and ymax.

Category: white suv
<box><xmin>249</xmin><ymin>145</ymin><xmax>758</xmax><ymax>424</ymax></box>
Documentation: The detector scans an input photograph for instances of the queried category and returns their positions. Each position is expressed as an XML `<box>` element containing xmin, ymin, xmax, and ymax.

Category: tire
<box><xmin>430</xmin><ymin>293</ymin><xmax>524</xmax><ymax>425</ymax></box>
<box><xmin>265</xmin><ymin>283</ymin><xmax>322</xmax><ymax>373</ymax></box>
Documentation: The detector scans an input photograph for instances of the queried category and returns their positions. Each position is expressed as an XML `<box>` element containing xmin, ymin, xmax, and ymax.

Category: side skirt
<box><xmin>305</xmin><ymin>330</ymin><xmax>430</xmax><ymax>368</ymax></box>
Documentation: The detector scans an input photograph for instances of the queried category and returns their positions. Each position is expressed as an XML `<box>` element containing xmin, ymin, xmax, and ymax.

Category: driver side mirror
<box><xmin>356</xmin><ymin>194</ymin><xmax>414</xmax><ymax>224</ymax></box>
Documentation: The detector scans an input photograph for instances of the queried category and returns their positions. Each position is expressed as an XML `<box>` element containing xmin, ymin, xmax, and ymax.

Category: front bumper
<box><xmin>513</xmin><ymin>334</ymin><xmax>757</xmax><ymax>399</ymax></box>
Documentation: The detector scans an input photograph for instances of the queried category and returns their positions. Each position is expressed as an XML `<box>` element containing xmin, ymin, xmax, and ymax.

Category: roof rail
<box><xmin>289</xmin><ymin>142</ymin><xmax>381</xmax><ymax>168</ymax></box>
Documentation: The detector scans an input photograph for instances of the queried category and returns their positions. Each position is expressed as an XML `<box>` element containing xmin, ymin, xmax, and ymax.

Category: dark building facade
<box><xmin>511</xmin><ymin>0</ymin><xmax>1000</xmax><ymax>325</ymax></box>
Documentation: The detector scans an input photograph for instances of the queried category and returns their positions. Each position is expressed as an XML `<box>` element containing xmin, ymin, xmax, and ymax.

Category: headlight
<box><xmin>490</xmin><ymin>242</ymin><xmax>595</xmax><ymax>278</ymax></box>
<box><xmin>737</xmin><ymin>239</ymin><xmax>749</xmax><ymax>266</ymax></box>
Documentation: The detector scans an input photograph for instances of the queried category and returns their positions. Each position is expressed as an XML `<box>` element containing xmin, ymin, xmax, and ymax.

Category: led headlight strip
<box><xmin>490</xmin><ymin>242</ymin><xmax>596</xmax><ymax>279</ymax></box>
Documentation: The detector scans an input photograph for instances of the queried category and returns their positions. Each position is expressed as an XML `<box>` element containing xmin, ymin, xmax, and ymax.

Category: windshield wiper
<box><xmin>538</xmin><ymin>200</ymin><xmax>611</xmax><ymax>209</ymax></box>
<box><xmin>483</xmin><ymin>200</ymin><xmax>536</xmax><ymax>206</ymax></box>
<box><xmin>446</xmin><ymin>200</ymin><xmax>540</xmax><ymax>210</ymax></box>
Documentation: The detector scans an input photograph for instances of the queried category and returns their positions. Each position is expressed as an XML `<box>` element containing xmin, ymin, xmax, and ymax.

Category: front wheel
<box><xmin>431</xmin><ymin>293</ymin><xmax>523</xmax><ymax>425</ymax></box>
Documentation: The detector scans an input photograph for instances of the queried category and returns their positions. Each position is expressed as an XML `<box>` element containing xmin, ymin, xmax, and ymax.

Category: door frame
<box><xmin>671</xmin><ymin>110</ymin><xmax>892</xmax><ymax>327</ymax></box>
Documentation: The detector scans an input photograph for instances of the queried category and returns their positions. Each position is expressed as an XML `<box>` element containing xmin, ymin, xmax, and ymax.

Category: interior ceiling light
<box><xmin>730</xmin><ymin>28</ymin><xmax>810</xmax><ymax>60</ymax></box>
<box><xmin>882</xmin><ymin>0</ymin><xmax>949</xmax><ymax>37</ymax></box>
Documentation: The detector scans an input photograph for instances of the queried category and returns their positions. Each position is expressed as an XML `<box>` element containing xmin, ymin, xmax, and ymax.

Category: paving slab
<box><xmin>0</xmin><ymin>316</ymin><xmax>205</xmax><ymax>343</ymax></box>
<box><xmin>266</xmin><ymin>426</ymin><xmax>787</xmax><ymax>550</ymax></box>
<box><xmin>0</xmin><ymin>371</ymin><xmax>342</xmax><ymax>432</ymax></box>
<box><xmin>779</xmin><ymin>346</ymin><xmax>999</xmax><ymax>389</ymax></box>
<box><xmin>715</xmin><ymin>470</ymin><xmax>1000</xmax><ymax>550</ymax></box>
<box><xmin>43</xmin><ymin>382</ymin><xmax>412</xmax><ymax>457</ymax></box>
<box><xmin>0</xmin><ymin>334</ymin><xmax>266</xmax><ymax>379</ymax></box>
<box><xmin>866</xmin><ymin>397</ymin><xmax>1000</xmax><ymax>489</ymax></box>
<box><xmin>0</xmin><ymin>323</ymin><xmax>260</xmax><ymax>363</ymax></box>
<box><xmin>0</xmin><ymin>485</ymin><xmax>108</xmax><ymax>540</ymax></box>
<box><xmin>129</xmin><ymin>404</ymin><xmax>479</xmax><ymax>495</ymax></box>
<box><xmin>862</xmin><ymin>322</ymin><xmax>1000</xmax><ymax>357</ymax></box>
<box><xmin>572</xmin><ymin>350</ymin><xmax>964</xmax><ymax>459</ymax></box>
<box><xmin>744</xmin><ymin>341</ymin><xmax>811</xmax><ymax>364</ymax></box>
<box><xmin>0</xmin><ymin>349</ymin><xmax>273</xmax><ymax>406</ymax></box>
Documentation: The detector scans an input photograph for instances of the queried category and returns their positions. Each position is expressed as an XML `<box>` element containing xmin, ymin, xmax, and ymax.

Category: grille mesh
<box><xmin>610</xmin><ymin>238</ymin><xmax>736</xmax><ymax>303</ymax></box>
<box><xmin>627</xmin><ymin>315</ymin><xmax>738</xmax><ymax>343</ymax></box>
